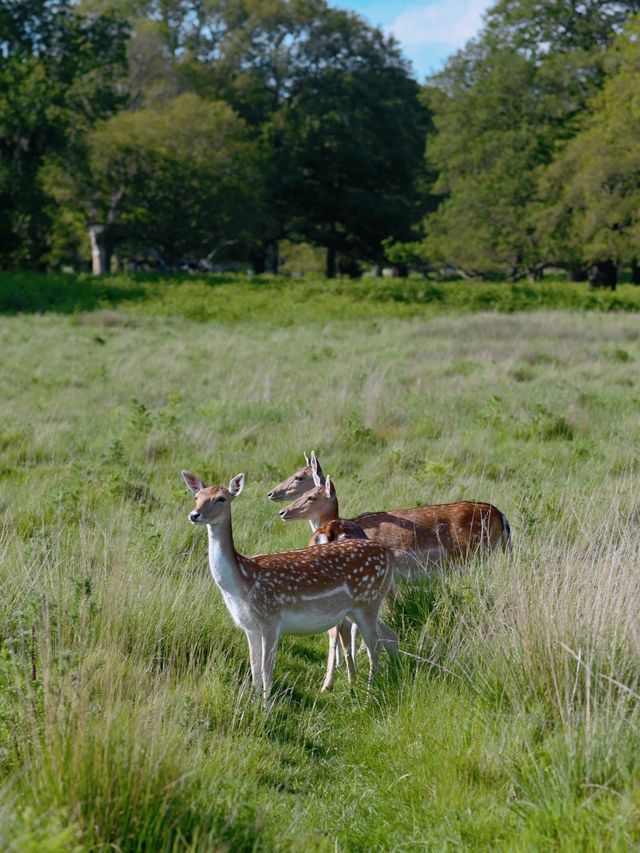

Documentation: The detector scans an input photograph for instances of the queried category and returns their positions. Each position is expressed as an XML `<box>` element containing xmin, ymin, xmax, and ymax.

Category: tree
<box><xmin>46</xmin><ymin>94</ymin><xmax>265</xmax><ymax>271</ymax></box>
<box><xmin>0</xmin><ymin>0</ymin><xmax>128</xmax><ymax>267</ymax></box>
<box><xmin>280</xmin><ymin>10</ymin><xmax>429</xmax><ymax>277</ymax></box>
<box><xmin>414</xmin><ymin>0</ymin><xmax>640</xmax><ymax>278</ymax></box>
<box><xmin>155</xmin><ymin>0</ymin><xmax>427</xmax><ymax>274</ymax></box>
<box><xmin>536</xmin><ymin>15</ymin><xmax>640</xmax><ymax>272</ymax></box>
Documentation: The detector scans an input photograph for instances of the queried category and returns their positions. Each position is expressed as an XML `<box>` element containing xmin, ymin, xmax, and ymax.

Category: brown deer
<box><xmin>277</xmin><ymin>454</ymin><xmax>511</xmax><ymax>579</ymax></box>
<box><xmin>267</xmin><ymin>451</ymin><xmax>321</xmax><ymax>505</ymax></box>
<box><xmin>309</xmin><ymin>519</ymin><xmax>369</xmax><ymax>546</ymax></box>
<box><xmin>182</xmin><ymin>469</ymin><xmax>399</xmax><ymax>703</ymax></box>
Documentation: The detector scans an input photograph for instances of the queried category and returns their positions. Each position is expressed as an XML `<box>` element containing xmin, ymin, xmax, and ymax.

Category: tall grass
<box><xmin>0</xmin><ymin>291</ymin><xmax>639</xmax><ymax>849</ymax></box>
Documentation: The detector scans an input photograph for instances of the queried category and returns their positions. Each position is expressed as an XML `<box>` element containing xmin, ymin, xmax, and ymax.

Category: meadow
<box><xmin>0</xmin><ymin>273</ymin><xmax>639</xmax><ymax>850</ymax></box>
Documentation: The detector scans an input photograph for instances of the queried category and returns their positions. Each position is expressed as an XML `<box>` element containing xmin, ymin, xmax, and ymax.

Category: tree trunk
<box><xmin>326</xmin><ymin>245</ymin><xmax>336</xmax><ymax>279</ymax></box>
<box><xmin>528</xmin><ymin>265</ymin><xmax>544</xmax><ymax>282</ymax></box>
<box><xmin>89</xmin><ymin>225</ymin><xmax>107</xmax><ymax>275</ymax></box>
<box><xmin>251</xmin><ymin>249</ymin><xmax>266</xmax><ymax>274</ymax></box>
<box><xmin>567</xmin><ymin>266</ymin><xmax>588</xmax><ymax>282</ymax></box>
<box><xmin>265</xmin><ymin>241</ymin><xmax>279</xmax><ymax>274</ymax></box>
<box><xmin>631</xmin><ymin>259</ymin><xmax>640</xmax><ymax>284</ymax></box>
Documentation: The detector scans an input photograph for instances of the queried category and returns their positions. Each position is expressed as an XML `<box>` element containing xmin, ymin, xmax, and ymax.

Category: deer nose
<box><xmin>278</xmin><ymin>508</ymin><xmax>287</xmax><ymax>518</ymax></box>
<box><xmin>267</xmin><ymin>490</ymin><xmax>274</xmax><ymax>499</ymax></box>
<box><xmin>189</xmin><ymin>511</ymin><xmax>201</xmax><ymax>522</ymax></box>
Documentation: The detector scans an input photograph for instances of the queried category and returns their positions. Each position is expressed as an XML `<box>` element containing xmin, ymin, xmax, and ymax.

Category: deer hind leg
<box><xmin>384</xmin><ymin>577</ymin><xmax>399</xmax><ymax>618</ymax></box>
<box><xmin>350</xmin><ymin>607</ymin><xmax>381</xmax><ymax>696</ymax></box>
<box><xmin>322</xmin><ymin>620</ymin><xmax>356</xmax><ymax>692</ymax></box>
<box><xmin>377</xmin><ymin>618</ymin><xmax>399</xmax><ymax>658</ymax></box>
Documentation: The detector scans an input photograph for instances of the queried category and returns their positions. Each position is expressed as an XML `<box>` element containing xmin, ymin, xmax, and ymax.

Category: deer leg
<box><xmin>245</xmin><ymin>629</ymin><xmax>263</xmax><ymax>696</ymax></box>
<box><xmin>322</xmin><ymin>626</ymin><xmax>340</xmax><ymax>692</ymax></box>
<box><xmin>350</xmin><ymin>620</ymin><xmax>359</xmax><ymax>663</ymax></box>
<box><xmin>377</xmin><ymin>618</ymin><xmax>399</xmax><ymax>658</ymax></box>
<box><xmin>261</xmin><ymin>627</ymin><xmax>280</xmax><ymax>707</ymax></box>
<box><xmin>385</xmin><ymin>577</ymin><xmax>398</xmax><ymax>618</ymax></box>
<box><xmin>350</xmin><ymin>608</ymin><xmax>380</xmax><ymax>696</ymax></box>
<box><xmin>338</xmin><ymin>619</ymin><xmax>356</xmax><ymax>684</ymax></box>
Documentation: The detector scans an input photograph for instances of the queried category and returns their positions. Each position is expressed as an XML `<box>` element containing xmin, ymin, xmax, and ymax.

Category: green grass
<box><xmin>2</xmin><ymin>270</ymin><xmax>640</xmax><ymax>322</ymax></box>
<box><xmin>0</xmin><ymin>275</ymin><xmax>639</xmax><ymax>849</ymax></box>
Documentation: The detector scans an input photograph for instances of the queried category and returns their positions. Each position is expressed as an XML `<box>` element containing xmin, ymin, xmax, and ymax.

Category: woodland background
<box><xmin>2</xmin><ymin>0</ymin><xmax>640</xmax><ymax>280</ymax></box>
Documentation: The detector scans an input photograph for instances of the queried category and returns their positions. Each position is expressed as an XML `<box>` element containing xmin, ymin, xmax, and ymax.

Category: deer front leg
<box><xmin>261</xmin><ymin>626</ymin><xmax>280</xmax><ymax>707</ymax></box>
<box><xmin>337</xmin><ymin>618</ymin><xmax>356</xmax><ymax>684</ymax></box>
<box><xmin>245</xmin><ymin>630</ymin><xmax>262</xmax><ymax>696</ymax></box>
<box><xmin>322</xmin><ymin>626</ymin><xmax>340</xmax><ymax>692</ymax></box>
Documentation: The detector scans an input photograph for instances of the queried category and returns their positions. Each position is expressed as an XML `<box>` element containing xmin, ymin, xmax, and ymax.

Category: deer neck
<box><xmin>310</xmin><ymin>496</ymin><xmax>339</xmax><ymax>532</ymax></box>
<box><xmin>206</xmin><ymin>517</ymin><xmax>245</xmax><ymax>596</ymax></box>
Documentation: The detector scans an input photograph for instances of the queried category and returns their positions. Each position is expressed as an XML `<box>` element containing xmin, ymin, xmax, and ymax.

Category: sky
<box><xmin>333</xmin><ymin>0</ymin><xmax>493</xmax><ymax>79</ymax></box>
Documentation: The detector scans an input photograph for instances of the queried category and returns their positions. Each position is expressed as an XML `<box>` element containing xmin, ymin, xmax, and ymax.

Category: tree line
<box><xmin>1</xmin><ymin>0</ymin><xmax>639</xmax><ymax>280</ymax></box>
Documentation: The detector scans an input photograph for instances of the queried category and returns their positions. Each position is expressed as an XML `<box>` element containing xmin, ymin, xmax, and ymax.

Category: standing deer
<box><xmin>182</xmin><ymin>469</ymin><xmax>398</xmax><ymax>702</ymax></box>
<box><xmin>276</xmin><ymin>453</ymin><xmax>511</xmax><ymax>579</ymax></box>
<box><xmin>267</xmin><ymin>451</ymin><xmax>321</xmax><ymax>506</ymax></box>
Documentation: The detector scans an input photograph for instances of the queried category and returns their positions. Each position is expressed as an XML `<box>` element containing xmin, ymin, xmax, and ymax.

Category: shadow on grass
<box><xmin>0</xmin><ymin>272</ymin><xmax>144</xmax><ymax>314</ymax></box>
<box><xmin>0</xmin><ymin>271</ymin><xmax>244</xmax><ymax>315</ymax></box>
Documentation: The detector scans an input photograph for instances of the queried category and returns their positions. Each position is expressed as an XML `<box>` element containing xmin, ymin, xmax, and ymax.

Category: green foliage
<box><xmin>3</xmin><ymin>271</ymin><xmax>640</xmax><ymax>322</ymax></box>
<box><xmin>45</xmin><ymin>93</ymin><xmax>265</xmax><ymax>269</ymax></box>
<box><xmin>0</xmin><ymin>0</ymin><xmax>129</xmax><ymax>266</ymax></box>
<box><xmin>412</xmin><ymin>1</ymin><xmax>640</xmax><ymax>278</ymax></box>
<box><xmin>536</xmin><ymin>15</ymin><xmax>640</xmax><ymax>266</ymax></box>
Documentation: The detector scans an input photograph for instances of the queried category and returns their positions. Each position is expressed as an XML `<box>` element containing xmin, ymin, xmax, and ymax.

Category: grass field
<box><xmin>1</xmin><ymin>273</ymin><xmax>639</xmax><ymax>850</ymax></box>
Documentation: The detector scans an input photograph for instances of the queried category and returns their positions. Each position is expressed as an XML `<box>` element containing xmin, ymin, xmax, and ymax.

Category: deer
<box><xmin>182</xmin><ymin>469</ymin><xmax>399</xmax><ymax>703</ymax></box>
<box><xmin>267</xmin><ymin>451</ymin><xmax>320</xmax><ymax>506</ymax></box>
<box><xmin>310</xmin><ymin>519</ymin><xmax>369</xmax><ymax>546</ymax></box>
<box><xmin>276</xmin><ymin>453</ymin><xmax>511</xmax><ymax>580</ymax></box>
<box><xmin>305</xmin><ymin>518</ymin><xmax>387</xmax><ymax>692</ymax></box>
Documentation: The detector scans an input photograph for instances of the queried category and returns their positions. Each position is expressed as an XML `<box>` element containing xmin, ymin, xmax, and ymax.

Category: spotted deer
<box><xmin>310</xmin><ymin>519</ymin><xmax>369</xmax><ymax>546</ymax></box>
<box><xmin>305</xmin><ymin>519</ymin><xmax>393</xmax><ymax>692</ymax></box>
<box><xmin>182</xmin><ymin>469</ymin><xmax>399</xmax><ymax>703</ymax></box>
<box><xmin>277</xmin><ymin>453</ymin><xmax>511</xmax><ymax>580</ymax></box>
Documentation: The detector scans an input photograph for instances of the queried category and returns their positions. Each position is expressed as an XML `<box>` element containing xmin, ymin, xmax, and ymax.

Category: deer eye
<box><xmin>216</xmin><ymin>496</ymin><xmax>226</xmax><ymax>503</ymax></box>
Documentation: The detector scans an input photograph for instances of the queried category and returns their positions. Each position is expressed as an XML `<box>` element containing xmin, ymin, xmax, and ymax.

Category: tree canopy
<box><xmin>2</xmin><ymin>0</ymin><xmax>639</xmax><ymax>278</ymax></box>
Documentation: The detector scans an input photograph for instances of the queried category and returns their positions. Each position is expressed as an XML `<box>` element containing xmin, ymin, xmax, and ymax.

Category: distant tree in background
<box><xmin>413</xmin><ymin>0</ymin><xmax>640</xmax><ymax>279</ymax></box>
<box><xmin>536</xmin><ymin>15</ymin><xmax>640</xmax><ymax>281</ymax></box>
<box><xmin>45</xmin><ymin>94</ymin><xmax>265</xmax><ymax>272</ymax></box>
<box><xmin>0</xmin><ymin>0</ymin><xmax>128</xmax><ymax>268</ymax></box>
<box><xmin>2</xmin><ymin>0</ymin><xmax>640</xmax><ymax>277</ymax></box>
<box><xmin>201</xmin><ymin>0</ymin><xmax>428</xmax><ymax>276</ymax></box>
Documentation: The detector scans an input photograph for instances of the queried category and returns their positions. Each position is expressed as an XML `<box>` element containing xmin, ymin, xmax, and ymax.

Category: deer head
<box><xmin>267</xmin><ymin>450</ymin><xmax>324</xmax><ymax>501</ymax></box>
<box><xmin>182</xmin><ymin>470</ymin><xmax>244</xmax><ymax>526</ymax></box>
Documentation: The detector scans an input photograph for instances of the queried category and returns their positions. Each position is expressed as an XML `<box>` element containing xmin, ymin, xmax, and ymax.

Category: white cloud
<box><xmin>389</xmin><ymin>0</ymin><xmax>491</xmax><ymax>48</ymax></box>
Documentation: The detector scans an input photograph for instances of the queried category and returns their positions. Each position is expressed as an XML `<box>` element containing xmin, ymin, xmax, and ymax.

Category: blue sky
<box><xmin>332</xmin><ymin>0</ymin><xmax>492</xmax><ymax>79</ymax></box>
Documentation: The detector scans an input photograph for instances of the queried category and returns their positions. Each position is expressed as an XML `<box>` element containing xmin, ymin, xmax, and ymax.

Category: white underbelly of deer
<box><xmin>279</xmin><ymin>585</ymin><xmax>352</xmax><ymax>634</ymax></box>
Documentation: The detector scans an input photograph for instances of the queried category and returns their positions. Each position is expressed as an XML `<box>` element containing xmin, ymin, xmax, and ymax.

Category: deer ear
<box><xmin>325</xmin><ymin>475</ymin><xmax>332</xmax><ymax>498</ymax></box>
<box><xmin>182</xmin><ymin>470</ymin><xmax>205</xmax><ymax>494</ymax></box>
<box><xmin>315</xmin><ymin>533</ymin><xmax>329</xmax><ymax>544</ymax></box>
<box><xmin>311</xmin><ymin>467</ymin><xmax>322</xmax><ymax>488</ymax></box>
<box><xmin>303</xmin><ymin>451</ymin><xmax>310</xmax><ymax>465</ymax></box>
<box><xmin>228</xmin><ymin>473</ymin><xmax>245</xmax><ymax>497</ymax></box>
<box><xmin>311</xmin><ymin>450</ymin><xmax>323</xmax><ymax>481</ymax></box>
